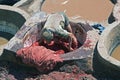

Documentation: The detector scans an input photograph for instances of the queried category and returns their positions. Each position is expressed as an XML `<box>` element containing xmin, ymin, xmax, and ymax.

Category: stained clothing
<box><xmin>92</xmin><ymin>24</ymin><xmax>105</xmax><ymax>35</ymax></box>
<box><xmin>41</xmin><ymin>12</ymin><xmax>70</xmax><ymax>40</ymax></box>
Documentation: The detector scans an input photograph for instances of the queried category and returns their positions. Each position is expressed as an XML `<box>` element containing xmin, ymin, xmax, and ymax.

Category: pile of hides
<box><xmin>16</xmin><ymin>40</ymin><xmax>78</xmax><ymax>72</ymax></box>
<box><xmin>16</xmin><ymin>42</ymin><xmax>64</xmax><ymax>72</ymax></box>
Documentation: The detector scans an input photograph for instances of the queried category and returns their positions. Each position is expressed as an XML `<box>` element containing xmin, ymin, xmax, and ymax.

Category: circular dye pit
<box><xmin>0</xmin><ymin>6</ymin><xmax>27</xmax><ymax>54</ymax></box>
<box><xmin>0</xmin><ymin>22</ymin><xmax>18</xmax><ymax>53</ymax></box>
<box><xmin>42</xmin><ymin>0</ymin><xmax>113</xmax><ymax>22</ymax></box>
<box><xmin>95</xmin><ymin>22</ymin><xmax>120</xmax><ymax>77</ymax></box>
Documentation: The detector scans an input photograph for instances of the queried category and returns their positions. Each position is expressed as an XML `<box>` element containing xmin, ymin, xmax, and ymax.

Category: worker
<box><xmin>39</xmin><ymin>12</ymin><xmax>78</xmax><ymax>51</ymax></box>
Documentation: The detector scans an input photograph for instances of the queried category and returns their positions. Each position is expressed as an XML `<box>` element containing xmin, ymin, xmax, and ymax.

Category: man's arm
<box><xmin>55</xmin><ymin>26</ymin><xmax>78</xmax><ymax>51</ymax></box>
<box><xmin>65</xmin><ymin>24</ymin><xmax>78</xmax><ymax>50</ymax></box>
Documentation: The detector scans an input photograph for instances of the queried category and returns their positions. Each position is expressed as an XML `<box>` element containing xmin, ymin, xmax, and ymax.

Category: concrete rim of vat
<box><xmin>0</xmin><ymin>5</ymin><xmax>30</xmax><ymax>19</ymax></box>
<box><xmin>97</xmin><ymin>21</ymin><xmax>120</xmax><ymax>68</ymax></box>
<box><xmin>0</xmin><ymin>5</ymin><xmax>29</xmax><ymax>54</ymax></box>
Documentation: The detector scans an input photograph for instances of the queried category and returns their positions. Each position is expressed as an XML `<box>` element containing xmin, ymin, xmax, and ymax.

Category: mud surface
<box><xmin>42</xmin><ymin>0</ymin><xmax>113</xmax><ymax>22</ymax></box>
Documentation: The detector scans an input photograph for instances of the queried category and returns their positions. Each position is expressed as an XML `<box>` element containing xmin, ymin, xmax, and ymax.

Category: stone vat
<box><xmin>0</xmin><ymin>5</ymin><xmax>29</xmax><ymax>55</ymax></box>
<box><xmin>94</xmin><ymin>21</ymin><xmax>120</xmax><ymax>77</ymax></box>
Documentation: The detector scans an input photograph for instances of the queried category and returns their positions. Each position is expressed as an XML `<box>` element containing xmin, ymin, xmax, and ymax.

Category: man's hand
<box><xmin>69</xmin><ymin>33</ymin><xmax>78</xmax><ymax>50</ymax></box>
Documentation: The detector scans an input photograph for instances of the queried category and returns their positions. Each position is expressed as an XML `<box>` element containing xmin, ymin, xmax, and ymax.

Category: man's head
<box><xmin>42</xmin><ymin>29</ymin><xmax>53</xmax><ymax>44</ymax></box>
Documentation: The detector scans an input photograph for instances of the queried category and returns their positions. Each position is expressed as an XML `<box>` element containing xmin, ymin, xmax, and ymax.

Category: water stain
<box><xmin>42</xmin><ymin>0</ymin><xmax>113</xmax><ymax>22</ymax></box>
<box><xmin>111</xmin><ymin>45</ymin><xmax>120</xmax><ymax>61</ymax></box>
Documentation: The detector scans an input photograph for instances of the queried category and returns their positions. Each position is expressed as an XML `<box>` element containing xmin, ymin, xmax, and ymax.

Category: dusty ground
<box><xmin>0</xmin><ymin>59</ymin><xmax>94</xmax><ymax>80</ymax></box>
<box><xmin>0</xmin><ymin>57</ymin><xmax>118</xmax><ymax>80</ymax></box>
